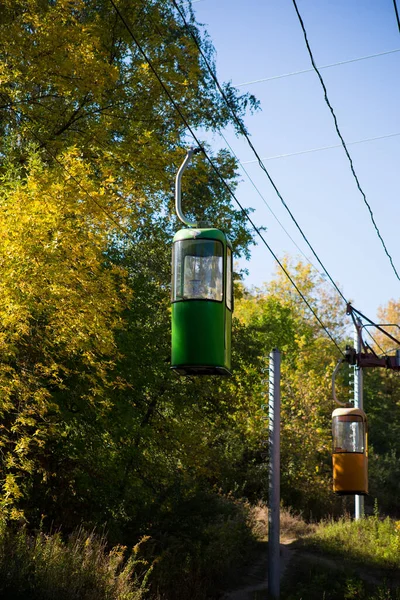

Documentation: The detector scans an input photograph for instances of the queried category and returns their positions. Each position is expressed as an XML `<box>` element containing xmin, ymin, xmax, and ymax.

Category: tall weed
<box><xmin>0</xmin><ymin>519</ymin><xmax>151</xmax><ymax>600</ymax></box>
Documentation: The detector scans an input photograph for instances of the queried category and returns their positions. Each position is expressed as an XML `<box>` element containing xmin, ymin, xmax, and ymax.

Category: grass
<box><xmin>281</xmin><ymin>555</ymin><xmax>400</xmax><ymax>600</ymax></box>
<box><xmin>5</xmin><ymin>504</ymin><xmax>400</xmax><ymax>600</ymax></box>
<box><xmin>0</xmin><ymin>520</ymin><xmax>151</xmax><ymax>600</ymax></box>
<box><xmin>304</xmin><ymin>515</ymin><xmax>400</xmax><ymax>569</ymax></box>
<box><xmin>281</xmin><ymin>513</ymin><xmax>400</xmax><ymax>600</ymax></box>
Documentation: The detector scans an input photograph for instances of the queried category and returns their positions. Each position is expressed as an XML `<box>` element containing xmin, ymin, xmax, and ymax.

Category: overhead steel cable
<box><xmin>140</xmin><ymin>2</ymin><xmax>320</xmax><ymax>270</ymax></box>
<box><xmin>364</xmin><ymin>328</ymin><xmax>385</xmax><ymax>355</ymax></box>
<box><xmin>292</xmin><ymin>0</ymin><xmax>400</xmax><ymax>283</ymax></box>
<box><xmin>170</xmin><ymin>0</ymin><xmax>348</xmax><ymax>307</ymax></box>
<box><xmin>93</xmin><ymin>126</ymin><xmax>338</xmax><ymax>350</ymax></box>
<box><xmin>108</xmin><ymin>0</ymin><xmax>345</xmax><ymax>357</ymax></box>
<box><xmin>235</xmin><ymin>48</ymin><xmax>400</xmax><ymax>88</ymax></box>
<box><xmin>348</xmin><ymin>304</ymin><xmax>400</xmax><ymax>347</ymax></box>
<box><xmin>394</xmin><ymin>0</ymin><xmax>400</xmax><ymax>33</ymax></box>
<box><xmin>218</xmin><ymin>129</ymin><xmax>323</xmax><ymax>274</ymax></box>
<box><xmin>240</xmin><ymin>131</ymin><xmax>400</xmax><ymax>164</ymax></box>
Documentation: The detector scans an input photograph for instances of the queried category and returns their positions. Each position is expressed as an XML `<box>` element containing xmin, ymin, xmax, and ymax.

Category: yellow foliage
<box><xmin>0</xmin><ymin>149</ymin><xmax>132</xmax><ymax>515</ymax></box>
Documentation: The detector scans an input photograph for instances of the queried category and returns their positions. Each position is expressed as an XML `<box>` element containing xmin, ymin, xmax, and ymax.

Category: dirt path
<box><xmin>221</xmin><ymin>539</ymin><xmax>296</xmax><ymax>600</ymax></box>
<box><xmin>221</xmin><ymin>536</ymin><xmax>394</xmax><ymax>599</ymax></box>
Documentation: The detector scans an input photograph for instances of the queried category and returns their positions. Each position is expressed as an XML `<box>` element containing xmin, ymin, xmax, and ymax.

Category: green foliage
<box><xmin>0</xmin><ymin>519</ymin><xmax>151</xmax><ymax>599</ymax></box>
<box><xmin>364</xmin><ymin>367</ymin><xmax>400</xmax><ymax>516</ymax></box>
<box><xmin>147</xmin><ymin>494</ymin><xmax>256</xmax><ymax>600</ymax></box>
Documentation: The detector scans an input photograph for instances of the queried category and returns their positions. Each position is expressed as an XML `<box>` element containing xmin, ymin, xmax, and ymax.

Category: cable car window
<box><xmin>172</xmin><ymin>240</ymin><xmax>223</xmax><ymax>302</ymax></box>
<box><xmin>332</xmin><ymin>415</ymin><xmax>365</xmax><ymax>453</ymax></box>
<box><xmin>226</xmin><ymin>247</ymin><xmax>232</xmax><ymax>311</ymax></box>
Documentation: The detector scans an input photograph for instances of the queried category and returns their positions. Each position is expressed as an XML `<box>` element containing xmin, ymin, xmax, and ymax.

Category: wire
<box><xmin>394</xmin><ymin>0</ymin><xmax>400</xmax><ymax>33</ymax></box>
<box><xmin>72</xmin><ymin>54</ymin><xmax>323</xmax><ymax>274</ymax></box>
<box><xmin>235</xmin><ymin>48</ymin><xmax>400</xmax><ymax>87</ymax></box>
<box><xmin>240</xmin><ymin>131</ymin><xmax>400</xmax><ymax>164</ymax></box>
<box><xmin>170</xmin><ymin>0</ymin><xmax>349</xmax><ymax>308</ymax></box>
<box><xmin>218</xmin><ymin>130</ymin><xmax>323</xmax><ymax>273</ymax></box>
<box><xmin>348</xmin><ymin>304</ymin><xmax>400</xmax><ymax>347</ymax></box>
<box><xmin>146</xmin><ymin>3</ymin><xmax>323</xmax><ymax>272</ymax></box>
<box><xmin>292</xmin><ymin>0</ymin><xmax>400</xmax><ymax>283</ymax></box>
<box><xmin>108</xmin><ymin>0</ymin><xmax>345</xmax><ymax>357</ymax></box>
<box><xmin>364</xmin><ymin>328</ymin><xmax>385</xmax><ymax>355</ymax></box>
<box><xmin>378</xmin><ymin>346</ymin><xmax>400</xmax><ymax>357</ymax></box>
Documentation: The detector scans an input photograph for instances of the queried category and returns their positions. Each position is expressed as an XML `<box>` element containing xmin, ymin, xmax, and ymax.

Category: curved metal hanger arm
<box><xmin>175</xmin><ymin>147</ymin><xmax>201</xmax><ymax>227</ymax></box>
<box><xmin>332</xmin><ymin>358</ymin><xmax>349</xmax><ymax>407</ymax></box>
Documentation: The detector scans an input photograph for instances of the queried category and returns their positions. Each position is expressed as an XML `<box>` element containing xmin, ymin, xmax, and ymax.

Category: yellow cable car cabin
<box><xmin>332</xmin><ymin>407</ymin><xmax>368</xmax><ymax>495</ymax></box>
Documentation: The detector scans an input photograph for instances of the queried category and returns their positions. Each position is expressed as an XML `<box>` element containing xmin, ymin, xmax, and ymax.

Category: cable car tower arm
<box><xmin>346</xmin><ymin>304</ymin><xmax>400</xmax><ymax>370</ymax></box>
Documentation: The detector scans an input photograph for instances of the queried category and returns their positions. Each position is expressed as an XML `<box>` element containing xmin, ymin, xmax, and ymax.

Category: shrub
<box><xmin>147</xmin><ymin>493</ymin><xmax>256</xmax><ymax>600</ymax></box>
<box><xmin>249</xmin><ymin>502</ymin><xmax>316</xmax><ymax>541</ymax></box>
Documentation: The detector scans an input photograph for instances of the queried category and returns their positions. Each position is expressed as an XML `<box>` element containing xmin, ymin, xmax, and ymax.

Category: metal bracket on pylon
<box><xmin>344</xmin><ymin>304</ymin><xmax>400</xmax><ymax>370</ymax></box>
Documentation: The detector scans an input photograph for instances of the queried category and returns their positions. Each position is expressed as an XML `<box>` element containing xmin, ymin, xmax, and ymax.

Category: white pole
<box><xmin>354</xmin><ymin>318</ymin><xmax>364</xmax><ymax>519</ymax></box>
<box><xmin>268</xmin><ymin>349</ymin><xmax>280</xmax><ymax>599</ymax></box>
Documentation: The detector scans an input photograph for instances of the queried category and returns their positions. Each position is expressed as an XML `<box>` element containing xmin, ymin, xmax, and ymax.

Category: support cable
<box><xmin>347</xmin><ymin>304</ymin><xmax>400</xmax><ymax>347</ymax></box>
<box><xmin>217</xmin><ymin>126</ymin><xmax>323</xmax><ymax>274</ymax></box>
<box><xmin>170</xmin><ymin>0</ymin><xmax>348</xmax><ymax>307</ymax></box>
<box><xmin>364</xmin><ymin>328</ymin><xmax>385</xmax><ymax>355</ymax></box>
<box><xmin>235</xmin><ymin>48</ymin><xmax>400</xmax><ymax>88</ymax></box>
<box><xmin>240</xmin><ymin>131</ymin><xmax>400</xmax><ymax>164</ymax></box>
<box><xmin>394</xmin><ymin>0</ymin><xmax>400</xmax><ymax>33</ymax></box>
<box><xmin>332</xmin><ymin>358</ymin><xmax>348</xmax><ymax>406</ymax></box>
<box><xmin>108</xmin><ymin>0</ymin><xmax>345</xmax><ymax>356</ymax></box>
<box><xmin>147</xmin><ymin>3</ymin><xmax>324</xmax><ymax>273</ymax></box>
<box><xmin>292</xmin><ymin>0</ymin><xmax>400</xmax><ymax>282</ymax></box>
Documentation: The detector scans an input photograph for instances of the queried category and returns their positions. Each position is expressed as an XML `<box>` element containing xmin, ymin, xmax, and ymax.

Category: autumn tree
<box><xmin>0</xmin><ymin>0</ymin><xmax>258</xmax><ymax>527</ymax></box>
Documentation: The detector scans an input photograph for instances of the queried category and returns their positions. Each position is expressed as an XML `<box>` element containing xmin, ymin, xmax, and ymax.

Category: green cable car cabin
<box><xmin>332</xmin><ymin>407</ymin><xmax>368</xmax><ymax>495</ymax></box>
<box><xmin>171</xmin><ymin>227</ymin><xmax>233</xmax><ymax>376</ymax></box>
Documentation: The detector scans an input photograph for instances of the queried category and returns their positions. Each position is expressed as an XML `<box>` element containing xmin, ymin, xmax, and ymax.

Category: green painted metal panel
<box><xmin>171</xmin><ymin>301</ymin><xmax>231</xmax><ymax>375</ymax></box>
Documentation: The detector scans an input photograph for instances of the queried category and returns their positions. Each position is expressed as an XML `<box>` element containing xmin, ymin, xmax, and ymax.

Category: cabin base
<box><xmin>171</xmin><ymin>365</ymin><xmax>232</xmax><ymax>376</ymax></box>
<box><xmin>334</xmin><ymin>491</ymin><xmax>368</xmax><ymax>496</ymax></box>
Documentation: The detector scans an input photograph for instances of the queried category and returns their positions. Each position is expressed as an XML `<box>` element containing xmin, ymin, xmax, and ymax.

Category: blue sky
<box><xmin>190</xmin><ymin>0</ymin><xmax>400</xmax><ymax>323</ymax></box>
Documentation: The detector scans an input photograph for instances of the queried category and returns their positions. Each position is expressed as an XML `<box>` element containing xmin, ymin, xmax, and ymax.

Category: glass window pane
<box><xmin>333</xmin><ymin>416</ymin><xmax>365</xmax><ymax>453</ymax></box>
<box><xmin>172</xmin><ymin>239</ymin><xmax>224</xmax><ymax>302</ymax></box>
<box><xmin>226</xmin><ymin>247</ymin><xmax>232</xmax><ymax>310</ymax></box>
